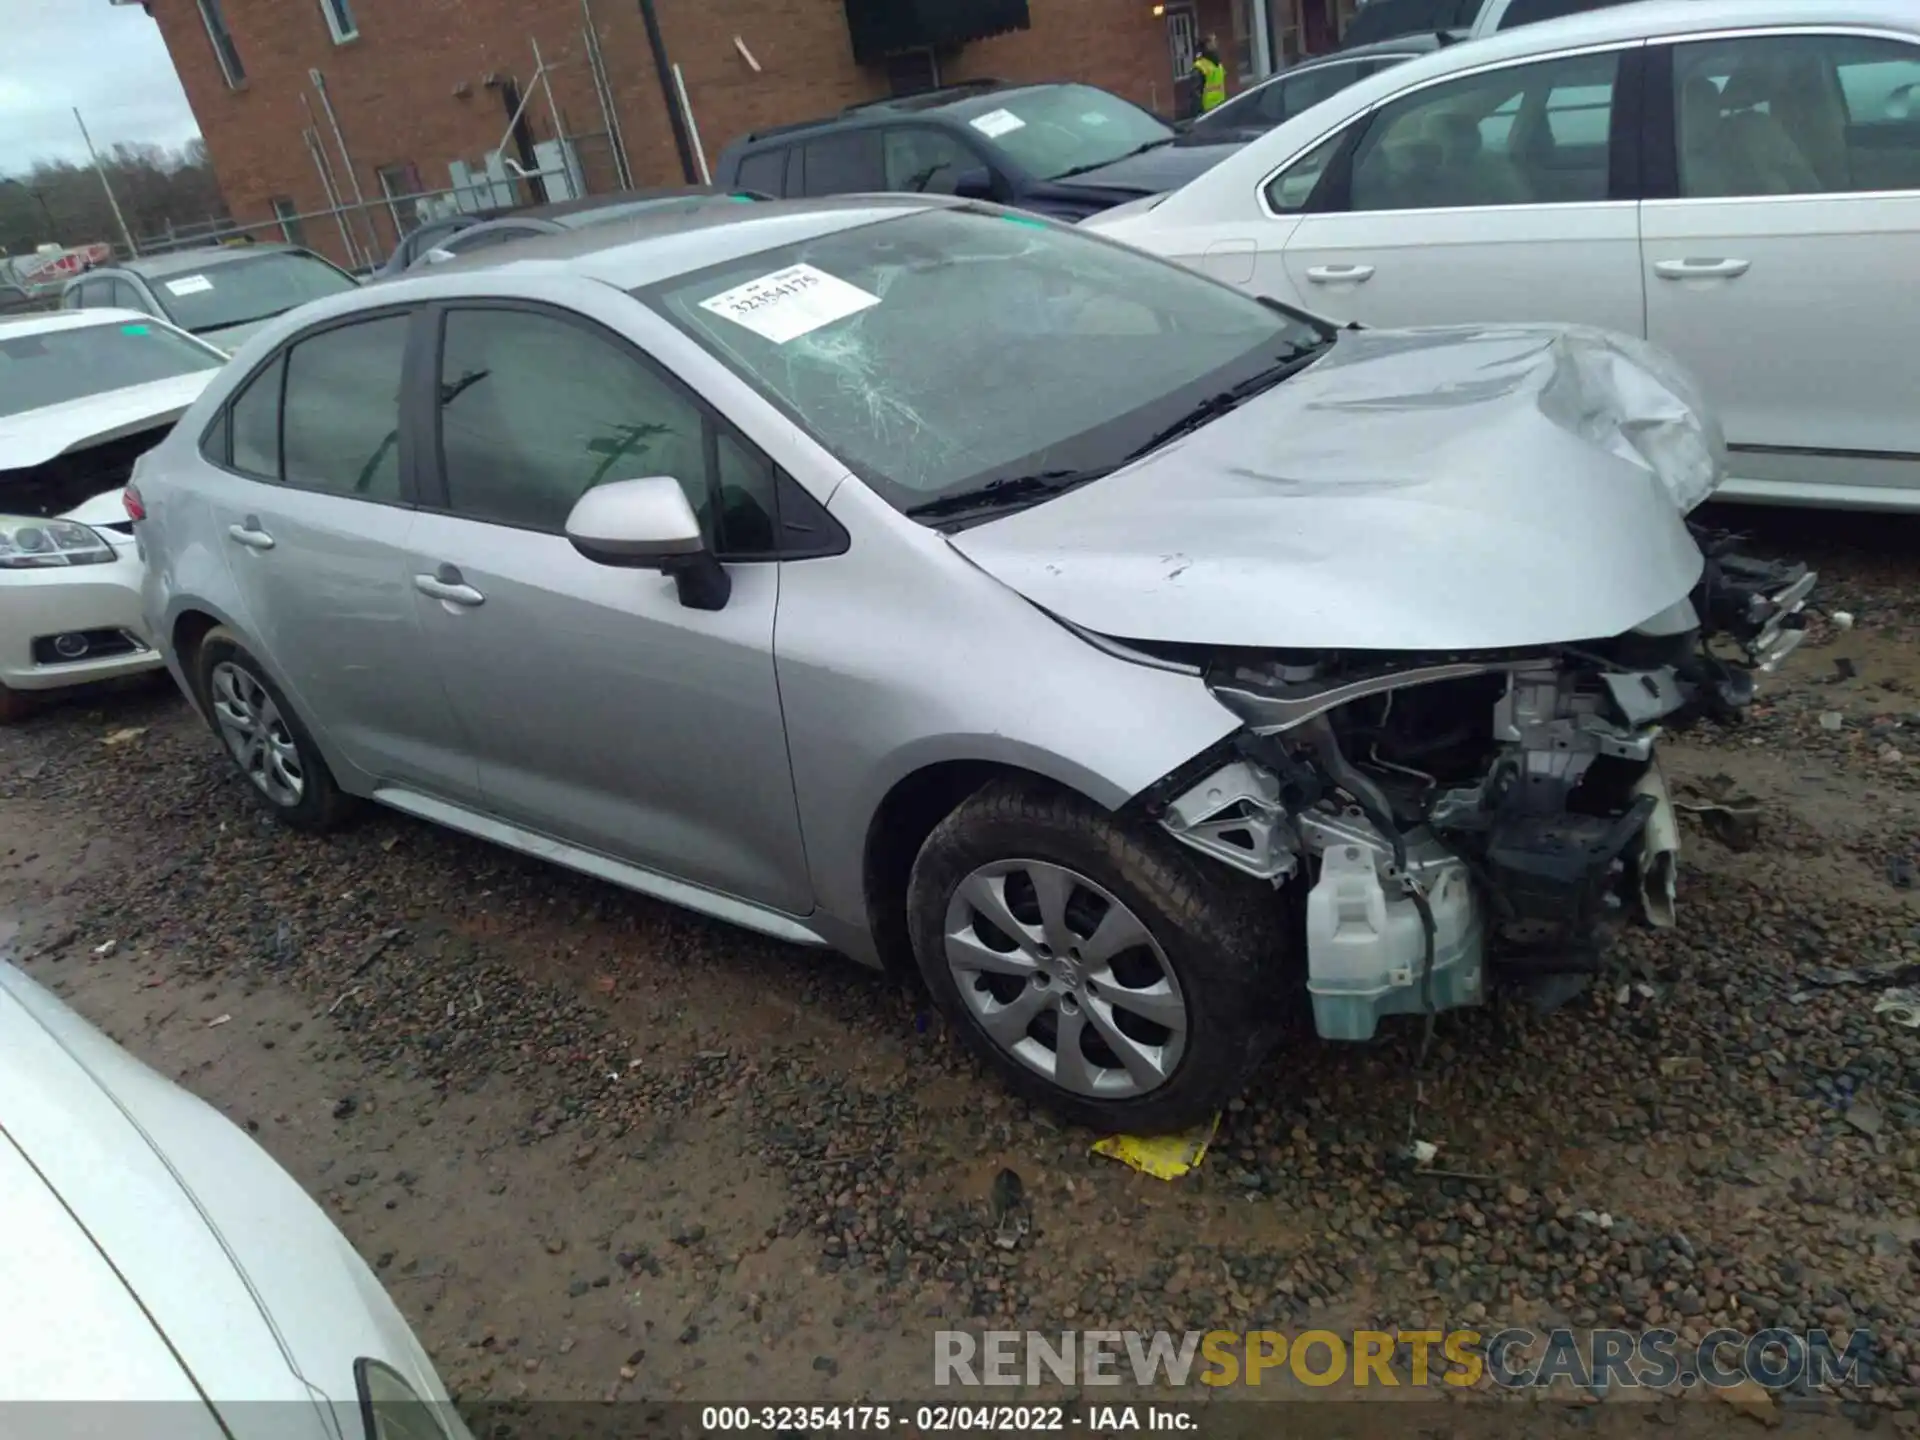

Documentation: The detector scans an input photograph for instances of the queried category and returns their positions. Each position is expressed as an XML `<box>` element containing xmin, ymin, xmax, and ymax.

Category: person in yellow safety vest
<box><xmin>1191</xmin><ymin>35</ymin><xmax>1228</xmax><ymax>116</ymax></box>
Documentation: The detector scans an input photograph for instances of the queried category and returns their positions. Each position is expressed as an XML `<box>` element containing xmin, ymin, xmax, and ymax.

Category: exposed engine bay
<box><xmin>0</xmin><ymin>424</ymin><xmax>170</xmax><ymax>522</ymax></box>
<box><xmin>1151</xmin><ymin>526</ymin><xmax>1817</xmax><ymax>1041</ymax></box>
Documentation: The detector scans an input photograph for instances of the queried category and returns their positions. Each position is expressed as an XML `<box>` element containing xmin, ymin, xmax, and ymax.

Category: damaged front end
<box><xmin>1152</xmin><ymin>531</ymin><xmax>1815</xmax><ymax>1041</ymax></box>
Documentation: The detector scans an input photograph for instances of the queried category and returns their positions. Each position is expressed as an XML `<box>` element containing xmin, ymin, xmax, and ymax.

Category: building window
<box><xmin>197</xmin><ymin>0</ymin><xmax>245</xmax><ymax>87</ymax></box>
<box><xmin>376</xmin><ymin>163</ymin><xmax>423</xmax><ymax>240</ymax></box>
<box><xmin>318</xmin><ymin>0</ymin><xmax>358</xmax><ymax>44</ymax></box>
<box><xmin>271</xmin><ymin>198</ymin><xmax>307</xmax><ymax>247</ymax></box>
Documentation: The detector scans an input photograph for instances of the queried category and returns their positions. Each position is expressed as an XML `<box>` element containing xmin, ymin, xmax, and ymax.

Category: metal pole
<box><xmin>310</xmin><ymin>68</ymin><xmax>381</xmax><ymax>256</ymax></box>
<box><xmin>1252</xmin><ymin>0</ymin><xmax>1274</xmax><ymax>78</ymax></box>
<box><xmin>671</xmin><ymin>64</ymin><xmax>710</xmax><ymax>184</ymax></box>
<box><xmin>302</xmin><ymin>124</ymin><xmax>361</xmax><ymax>268</ymax></box>
<box><xmin>73</xmin><ymin>108</ymin><xmax>136</xmax><ymax>255</ymax></box>
<box><xmin>636</xmin><ymin>0</ymin><xmax>698</xmax><ymax>184</ymax></box>
<box><xmin>582</xmin><ymin>1</ymin><xmax>633</xmax><ymax>189</ymax></box>
<box><xmin>583</xmin><ymin>0</ymin><xmax>634</xmax><ymax>188</ymax></box>
<box><xmin>533</xmin><ymin>37</ymin><xmax>565</xmax><ymax>141</ymax></box>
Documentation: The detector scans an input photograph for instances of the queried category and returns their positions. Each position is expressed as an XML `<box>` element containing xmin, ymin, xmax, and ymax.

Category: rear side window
<box><xmin>734</xmin><ymin>147</ymin><xmax>788</xmax><ymax>197</ymax></box>
<box><xmin>228</xmin><ymin>353</ymin><xmax>284</xmax><ymax>478</ymax></box>
<box><xmin>799</xmin><ymin>131</ymin><xmax>887</xmax><ymax>194</ymax></box>
<box><xmin>281</xmin><ymin>314</ymin><xmax>409</xmax><ymax>500</ymax></box>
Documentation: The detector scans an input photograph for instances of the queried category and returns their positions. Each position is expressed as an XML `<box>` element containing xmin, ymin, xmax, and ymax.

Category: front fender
<box><xmin>781</xmin><ymin>482</ymin><xmax>1244</xmax><ymax>951</ymax></box>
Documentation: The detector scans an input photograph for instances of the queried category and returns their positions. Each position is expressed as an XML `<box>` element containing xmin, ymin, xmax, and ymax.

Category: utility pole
<box><xmin>73</xmin><ymin>107</ymin><xmax>137</xmax><ymax>255</ymax></box>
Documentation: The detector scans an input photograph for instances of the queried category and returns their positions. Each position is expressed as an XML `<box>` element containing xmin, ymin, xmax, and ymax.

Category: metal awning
<box><xmin>843</xmin><ymin>0</ymin><xmax>1032</xmax><ymax>63</ymax></box>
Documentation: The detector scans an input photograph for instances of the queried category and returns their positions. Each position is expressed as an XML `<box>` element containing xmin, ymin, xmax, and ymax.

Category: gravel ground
<box><xmin>2</xmin><ymin>509</ymin><xmax>1916</xmax><ymax>1435</ymax></box>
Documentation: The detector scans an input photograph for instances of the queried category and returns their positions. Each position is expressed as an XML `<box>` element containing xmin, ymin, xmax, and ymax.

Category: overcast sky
<box><xmin>2</xmin><ymin>0</ymin><xmax>201</xmax><ymax>173</ymax></box>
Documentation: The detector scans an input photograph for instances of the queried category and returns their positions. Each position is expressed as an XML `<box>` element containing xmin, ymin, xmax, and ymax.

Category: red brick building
<box><xmin>131</xmin><ymin>0</ymin><xmax>1330</xmax><ymax>267</ymax></box>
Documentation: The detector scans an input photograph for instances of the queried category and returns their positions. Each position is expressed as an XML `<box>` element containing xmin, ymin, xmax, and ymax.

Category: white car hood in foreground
<box><xmin>0</xmin><ymin>372</ymin><xmax>213</xmax><ymax>471</ymax></box>
<box><xmin>952</xmin><ymin>324</ymin><xmax>1719</xmax><ymax>652</ymax></box>
<box><xmin>0</xmin><ymin>964</ymin><xmax>447</xmax><ymax>1430</ymax></box>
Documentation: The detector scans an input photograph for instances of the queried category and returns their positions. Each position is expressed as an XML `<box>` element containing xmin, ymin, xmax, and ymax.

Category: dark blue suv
<box><xmin>712</xmin><ymin>80</ymin><xmax>1244</xmax><ymax>223</ymax></box>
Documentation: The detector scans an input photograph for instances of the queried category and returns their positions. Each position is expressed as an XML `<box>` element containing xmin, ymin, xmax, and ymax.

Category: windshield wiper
<box><xmin>1048</xmin><ymin>138</ymin><xmax>1173</xmax><ymax>181</ymax></box>
<box><xmin>195</xmin><ymin>308</ymin><xmax>288</xmax><ymax>333</ymax></box>
<box><xmin>905</xmin><ymin>467</ymin><xmax>1110</xmax><ymax>523</ymax></box>
<box><xmin>1124</xmin><ymin>341</ymin><xmax>1333</xmax><ymax>463</ymax></box>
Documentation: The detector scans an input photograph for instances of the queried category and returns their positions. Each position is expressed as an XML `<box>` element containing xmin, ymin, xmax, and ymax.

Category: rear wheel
<box><xmin>907</xmin><ymin>779</ymin><xmax>1293</xmax><ymax>1132</ymax></box>
<box><xmin>193</xmin><ymin>626</ymin><xmax>355</xmax><ymax>831</ymax></box>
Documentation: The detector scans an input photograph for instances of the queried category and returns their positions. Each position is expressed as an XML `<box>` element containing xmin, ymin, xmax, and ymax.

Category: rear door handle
<box><xmin>414</xmin><ymin>564</ymin><xmax>484</xmax><ymax>608</ymax></box>
<box><xmin>1304</xmin><ymin>263</ymin><xmax>1375</xmax><ymax>284</ymax></box>
<box><xmin>227</xmin><ymin>518</ymin><xmax>274</xmax><ymax>551</ymax></box>
<box><xmin>1654</xmin><ymin>257</ymin><xmax>1751</xmax><ymax>280</ymax></box>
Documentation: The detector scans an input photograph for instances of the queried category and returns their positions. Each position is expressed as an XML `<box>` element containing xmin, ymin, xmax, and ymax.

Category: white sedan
<box><xmin>0</xmin><ymin>962</ymin><xmax>468</xmax><ymax>1438</ymax></box>
<box><xmin>0</xmin><ymin>309</ymin><xmax>227</xmax><ymax>720</ymax></box>
<box><xmin>1085</xmin><ymin>0</ymin><xmax>1920</xmax><ymax>511</ymax></box>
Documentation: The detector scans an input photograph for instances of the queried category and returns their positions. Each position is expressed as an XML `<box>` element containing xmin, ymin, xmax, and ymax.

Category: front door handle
<box><xmin>414</xmin><ymin>564</ymin><xmax>484</xmax><ymax>608</ymax></box>
<box><xmin>1654</xmin><ymin>257</ymin><xmax>1751</xmax><ymax>280</ymax></box>
<box><xmin>1304</xmin><ymin>263</ymin><xmax>1375</xmax><ymax>284</ymax></box>
<box><xmin>227</xmin><ymin>517</ymin><xmax>274</xmax><ymax>551</ymax></box>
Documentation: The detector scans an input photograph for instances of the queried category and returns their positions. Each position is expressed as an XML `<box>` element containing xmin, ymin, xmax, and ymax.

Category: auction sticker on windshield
<box><xmin>164</xmin><ymin>275</ymin><xmax>214</xmax><ymax>296</ymax></box>
<box><xmin>698</xmin><ymin>264</ymin><xmax>880</xmax><ymax>345</ymax></box>
<box><xmin>970</xmin><ymin>108</ymin><xmax>1026</xmax><ymax>138</ymax></box>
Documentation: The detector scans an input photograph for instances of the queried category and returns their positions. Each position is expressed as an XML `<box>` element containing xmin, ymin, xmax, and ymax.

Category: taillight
<box><xmin>123</xmin><ymin>484</ymin><xmax>146</xmax><ymax>522</ymax></box>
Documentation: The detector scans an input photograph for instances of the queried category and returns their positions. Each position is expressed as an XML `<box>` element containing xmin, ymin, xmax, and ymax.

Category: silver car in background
<box><xmin>130</xmin><ymin>198</ymin><xmax>1809</xmax><ymax>1130</ymax></box>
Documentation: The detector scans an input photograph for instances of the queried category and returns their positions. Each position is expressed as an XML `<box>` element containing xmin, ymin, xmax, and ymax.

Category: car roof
<box><xmin>1309</xmin><ymin>32</ymin><xmax>1449</xmax><ymax>62</ymax></box>
<box><xmin>328</xmin><ymin>195</ymin><xmax>949</xmax><ymax>302</ymax></box>
<box><xmin>736</xmin><ymin>80</ymin><xmax>1097</xmax><ymax>146</ymax></box>
<box><xmin>0</xmin><ymin>306</ymin><xmax>167</xmax><ymax>339</ymax></box>
<box><xmin>108</xmin><ymin>243</ymin><xmax>308</xmax><ymax>278</ymax></box>
<box><xmin>1415</xmin><ymin>0</ymin><xmax>1916</xmax><ymax>61</ymax></box>
<box><xmin>516</xmin><ymin>184</ymin><xmax>740</xmax><ymax>222</ymax></box>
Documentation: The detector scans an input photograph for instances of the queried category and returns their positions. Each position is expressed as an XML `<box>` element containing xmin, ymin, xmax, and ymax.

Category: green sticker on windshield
<box><xmin>1000</xmin><ymin>214</ymin><xmax>1049</xmax><ymax>229</ymax></box>
<box><xmin>120</xmin><ymin>323</ymin><xmax>151</xmax><ymax>335</ymax></box>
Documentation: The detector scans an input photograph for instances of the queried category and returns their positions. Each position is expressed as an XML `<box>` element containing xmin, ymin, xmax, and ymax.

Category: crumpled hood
<box><xmin>0</xmin><ymin>372</ymin><xmax>212</xmax><ymax>471</ymax></box>
<box><xmin>1051</xmin><ymin>140</ymin><xmax>1243</xmax><ymax>196</ymax></box>
<box><xmin>951</xmin><ymin>324</ymin><xmax>1719</xmax><ymax>652</ymax></box>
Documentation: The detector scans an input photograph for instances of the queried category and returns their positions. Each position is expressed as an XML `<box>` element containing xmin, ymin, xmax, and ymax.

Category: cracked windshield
<box><xmin>649</xmin><ymin>207</ymin><xmax>1322</xmax><ymax>510</ymax></box>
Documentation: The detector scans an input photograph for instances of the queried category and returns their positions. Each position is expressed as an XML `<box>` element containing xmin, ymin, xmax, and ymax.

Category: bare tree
<box><xmin>0</xmin><ymin>141</ymin><xmax>227</xmax><ymax>260</ymax></box>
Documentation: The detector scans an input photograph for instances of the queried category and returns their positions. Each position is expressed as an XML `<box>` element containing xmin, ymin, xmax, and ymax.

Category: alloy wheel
<box><xmin>942</xmin><ymin>859</ymin><xmax>1187</xmax><ymax>1099</ymax></box>
<box><xmin>209</xmin><ymin>661</ymin><xmax>305</xmax><ymax>808</ymax></box>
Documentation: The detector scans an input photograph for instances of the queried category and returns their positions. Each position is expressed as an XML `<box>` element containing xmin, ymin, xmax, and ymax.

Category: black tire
<box><xmin>907</xmin><ymin>778</ymin><xmax>1296</xmax><ymax>1133</ymax></box>
<box><xmin>193</xmin><ymin>625</ymin><xmax>357</xmax><ymax>832</ymax></box>
<box><xmin>0</xmin><ymin>683</ymin><xmax>36</xmax><ymax>725</ymax></box>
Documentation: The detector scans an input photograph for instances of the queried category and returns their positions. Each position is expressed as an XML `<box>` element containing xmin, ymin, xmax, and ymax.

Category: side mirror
<box><xmin>952</xmin><ymin>167</ymin><xmax>998</xmax><ymax>201</ymax></box>
<box><xmin>564</xmin><ymin>476</ymin><xmax>731</xmax><ymax>611</ymax></box>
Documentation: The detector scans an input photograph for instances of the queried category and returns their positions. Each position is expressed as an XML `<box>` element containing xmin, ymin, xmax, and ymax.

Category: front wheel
<box><xmin>906</xmin><ymin>780</ymin><xmax>1293</xmax><ymax>1133</ymax></box>
<box><xmin>193</xmin><ymin>626</ymin><xmax>356</xmax><ymax>832</ymax></box>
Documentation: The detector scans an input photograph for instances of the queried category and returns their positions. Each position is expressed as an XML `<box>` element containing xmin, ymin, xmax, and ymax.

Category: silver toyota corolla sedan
<box><xmin>129</xmin><ymin>196</ymin><xmax>1811</xmax><ymax>1131</ymax></box>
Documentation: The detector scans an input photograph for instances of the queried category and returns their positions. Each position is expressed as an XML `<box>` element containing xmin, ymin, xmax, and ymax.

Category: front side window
<box><xmin>1347</xmin><ymin>48</ymin><xmax>1619</xmax><ymax>210</ymax></box>
<box><xmin>734</xmin><ymin>148</ymin><xmax>788</xmax><ymax>197</ymax></box>
<box><xmin>151</xmin><ymin>251</ymin><xmax>359</xmax><ymax>337</ymax></box>
<box><xmin>948</xmin><ymin>85</ymin><xmax>1173</xmax><ymax>181</ymax></box>
<box><xmin>1675</xmin><ymin>33</ymin><xmax>1920</xmax><ymax>199</ymax></box>
<box><xmin>281</xmin><ymin>314</ymin><xmax>408</xmax><ymax>500</ymax></box>
<box><xmin>799</xmin><ymin>132</ymin><xmax>887</xmax><ymax>195</ymax></box>
<box><xmin>882</xmin><ymin>128</ymin><xmax>981</xmax><ymax>193</ymax></box>
<box><xmin>645</xmin><ymin>207</ymin><xmax>1325</xmax><ymax>513</ymax></box>
<box><xmin>0</xmin><ymin>319</ymin><xmax>224</xmax><ymax>419</ymax></box>
<box><xmin>1263</xmin><ymin>129</ymin><xmax>1347</xmax><ymax>212</ymax></box>
<box><xmin>434</xmin><ymin>307</ymin><xmax>774</xmax><ymax>550</ymax></box>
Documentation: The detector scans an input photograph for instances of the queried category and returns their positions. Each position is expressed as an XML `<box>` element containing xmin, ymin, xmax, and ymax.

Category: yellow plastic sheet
<box><xmin>1091</xmin><ymin>1112</ymin><xmax>1220</xmax><ymax>1180</ymax></box>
